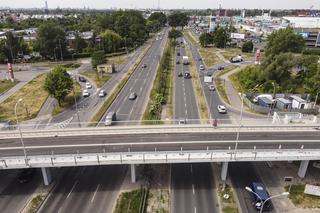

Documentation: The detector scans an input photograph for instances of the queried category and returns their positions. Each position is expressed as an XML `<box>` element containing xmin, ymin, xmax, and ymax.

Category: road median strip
<box><xmin>89</xmin><ymin>42</ymin><xmax>153</xmax><ymax>125</ymax></box>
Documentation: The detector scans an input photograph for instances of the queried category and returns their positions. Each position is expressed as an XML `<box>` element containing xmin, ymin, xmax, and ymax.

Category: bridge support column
<box><xmin>130</xmin><ymin>164</ymin><xmax>136</xmax><ymax>183</ymax></box>
<box><xmin>298</xmin><ymin>160</ymin><xmax>309</xmax><ymax>178</ymax></box>
<box><xmin>221</xmin><ymin>162</ymin><xmax>228</xmax><ymax>181</ymax></box>
<box><xmin>41</xmin><ymin>167</ymin><xmax>52</xmax><ymax>186</ymax></box>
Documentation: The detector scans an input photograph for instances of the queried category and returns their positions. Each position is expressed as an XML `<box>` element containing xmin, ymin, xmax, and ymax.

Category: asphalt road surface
<box><xmin>229</xmin><ymin>162</ymin><xmax>275</xmax><ymax>213</ymax></box>
<box><xmin>171</xmin><ymin>163</ymin><xmax>219</xmax><ymax>213</ymax></box>
<box><xmin>174</xmin><ymin>38</ymin><xmax>200</xmax><ymax>124</ymax></box>
<box><xmin>39</xmin><ymin>165</ymin><xmax>127</xmax><ymax>213</ymax></box>
<box><xmin>98</xmin><ymin>28</ymin><xmax>169</xmax><ymax>126</ymax></box>
<box><xmin>1</xmin><ymin>131</ymin><xmax>320</xmax><ymax>156</ymax></box>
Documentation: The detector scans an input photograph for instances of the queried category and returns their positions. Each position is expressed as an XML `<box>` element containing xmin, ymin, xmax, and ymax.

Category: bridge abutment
<box><xmin>130</xmin><ymin>164</ymin><xmax>136</xmax><ymax>183</ymax></box>
<box><xmin>221</xmin><ymin>162</ymin><xmax>228</xmax><ymax>181</ymax></box>
<box><xmin>298</xmin><ymin>160</ymin><xmax>309</xmax><ymax>178</ymax></box>
<box><xmin>41</xmin><ymin>167</ymin><xmax>52</xmax><ymax>186</ymax></box>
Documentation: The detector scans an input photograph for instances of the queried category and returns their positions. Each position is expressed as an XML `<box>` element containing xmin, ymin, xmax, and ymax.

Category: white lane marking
<box><xmin>67</xmin><ymin>180</ymin><xmax>78</xmax><ymax>198</ymax></box>
<box><xmin>57</xmin><ymin>207</ymin><xmax>63</xmax><ymax>213</ymax></box>
<box><xmin>91</xmin><ymin>184</ymin><xmax>100</xmax><ymax>203</ymax></box>
<box><xmin>194</xmin><ymin>206</ymin><xmax>197</xmax><ymax>213</ymax></box>
<box><xmin>191</xmin><ymin>165</ymin><xmax>193</xmax><ymax>173</ymax></box>
<box><xmin>192</xmin><ymin>184</ymin><xmax>195</xmax><ymax>195</ymax></box>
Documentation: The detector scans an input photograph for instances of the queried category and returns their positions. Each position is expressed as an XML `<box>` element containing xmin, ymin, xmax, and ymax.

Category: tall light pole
<box><xmin>72</xmin><ymin>86</ymin><xmax>81</xmax><ymax>127</ymax></box>
<box><xmin>234</xmin><ymin>93</ymin><xmax>244</xmax><ymax>160</ymax></box>
<box><xmin>245</xmin><ymin>186</ymin><xmax>289</xmax><ymax>213</ymax></box>
<box><xmin>313</xmin><ymin>91</ymin><xmax>319</xmax><ymax>109</ymax></box>
<box><xmin>14</xmin><ymin>98</ymin><xmax>28</xmax><ymax>162</ymax></box>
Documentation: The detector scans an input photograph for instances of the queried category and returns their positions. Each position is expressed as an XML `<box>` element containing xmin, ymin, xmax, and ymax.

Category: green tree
<box><xmin>168</xmin><ymin>29</ymin><xmax>182</xmax><ymax>40</ymax></box>
<box><xmin>91</xmin><ymin>50</ymin><xmax>106</xmax><ymax>68</ymax></box>
<box><xmin>44</xmin><ymin>66</ymin><xmax>73</xmax><ymax>106</ymax></box>
<box><xmin>242</xmin><ymin>40</ymin><xmax>254</xmax><ymax>53</ymax></box>
<box><xmin>199</xmin><ymin>32</ymin><xmax>213</xmax><ymax>47</ymax></box>
<box><xmin>100</xmin><ymin>30</ymin><xmax>122</xmax><ymax>53</ymax></box>
<box><xmin>74</xmin><ymin>33</ymin><xmax>87</xmax><ymax>53</ymax></box>
<box><xmin>168</xmin><ymin>12</ymin><xmax>189</xmax><ymax>29</ymax></box>
<box><xmin>146</xmin><ymin>20</ymin><xmax>161</xmax><ymax>33</ymax></box>
<box><xmin>212</xmin><ymin>27</ymin><xmax>229</xmax><ymax>48</ymax></box>
<box><xmin>148</xmin><ymin>12</ymin><xmax>167</xmax><ymax>27</ymax></box>
<box><xmin>35</xmin><ymin>23</ymin><xmax>67</xmax><ymax>60</ymax></box>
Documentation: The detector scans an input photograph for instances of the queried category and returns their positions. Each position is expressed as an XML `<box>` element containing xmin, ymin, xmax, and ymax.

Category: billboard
<box><xmin>231</xmin><ymin>33</ymin><xmax>245</xmax><ymax>39</ymax></box>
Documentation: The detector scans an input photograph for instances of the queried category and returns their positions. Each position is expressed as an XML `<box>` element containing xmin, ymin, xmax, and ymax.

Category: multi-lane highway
<box><xmin>1</xmin><ymin>130</ymin><xmax>320</xmax><ymax>156</ymax></box>
<box><xmin>99</xmin><ymin>29</ymin><xmax>169</xmax><ymax>125</ymax></box>
<box><xmin>171</xmin><ymin>163</ymin><xmax>219</xmax><ymax>213</ymax></box>
<box><xmin>174</xmin><ymin>38</ymin><xmax>200</xmax><ymax>124</ymax></box>
<box><xmin>39</xmin><ymin>165</ymin><xmax>126</xmax><ymax>213</ymax></box>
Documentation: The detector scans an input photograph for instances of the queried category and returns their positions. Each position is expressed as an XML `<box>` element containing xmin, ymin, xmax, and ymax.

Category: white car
<box><xmin>209</xmin><ymin>85</ymin><xmax>215</xmax><ymax>91</ymax></box>
<box><xmin>199</xmin><ymin>65</ymin><xmax>205</xmax><ymax>70</ymax></box>
<box><xmin>217</xmin><ymin>105</ymin><xmax>227</xmax><ymax>113</ymax></box>
<box><xmin>99</xmin><ymin>90</ymin><xmax>106</xmax><ymax>97</ymax></box>
<box><xmin>82</xmin><ymin>90</ymin><xmax>90</xmax><ymax>97</ymax></box>
<box><xmin>85</xmin><ymin>82</ymin><xmax>92</xmax><ymax>89</ymax></box>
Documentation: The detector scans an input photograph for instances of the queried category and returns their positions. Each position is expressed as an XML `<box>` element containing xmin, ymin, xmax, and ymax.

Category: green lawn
<box><xmin>52</xmin><ymin>81</ymin><xmax>82</xmax><ymax>116</ymax></box>
<box><xmin>0</xmin><ymin>79</ymin><xmax>19</xmax><ymax>94</ymax></box>
<box><xmin>108</xmin><ymin>56</ymin><xmax>129</xmax><ymax>65</ymax></box>
<box><xmin>285</xmin><ymin>184</ymin><xmax>320</xmax><ymax>208</ymax></box>
<box><xmin>183</xmin><ymin>31</ymin><xmax>198</xmax><ymax>46</ymax></box>
<box><xmin>114</xmin><ymin>188</ymin><xmax>148</xmax><ymax>213</ymax></box>
<box><xmin>220</xmin><ymin>48</ymin><xmax>254</xmax><ymax>61</ymax></box>
<box><xmin>0</xmin><ymin>74</ymin><xmax>48</xmax><ymax>122</ymax></box>
<box><xmin>82</xmin><ymin>70</ymin><xmax>112</xmax><ymax>88</ymax></box>
<box><xmin>199</xmin><ymin>47</ymin><xmax>223</xmax><ymax>67</ymax></box>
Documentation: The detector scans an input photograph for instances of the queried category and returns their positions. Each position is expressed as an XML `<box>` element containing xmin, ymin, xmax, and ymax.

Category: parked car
<box><xmin>85</xmin><ymin>82</ymin><xmax>92</xmax><ymax>89</ymax></box>
<box><xmin>129</xmin><ymin>92</ymin><xmax>137</xmax><ymax>100</ymax></box>
<box><xmin>78</xmin><ymin>76</ymin><xmax>86</xmax><ymax>82</ymax></box>
<box><xmin>99</xmin><ymin>89</ymin><xmax>106</xmax><ymax>97</ymax></box>
<box><xmin>18</xmin><ymin>169</ymin><xmax>36</xmax><ymax>183</ymax></box>
<box><xmin>82</xmin><ymin>90</ymin><xmax>90</xmax><ymax>97</ymax></box>
<box><xmin>178</xmin><ymin>72</ymin><xmax>183</xmax><ymax>77</ymax></box>
<box><xmin>209</xmin><ymin>85</ymin><xmax>215</xmax><ymax>91</ymax></box>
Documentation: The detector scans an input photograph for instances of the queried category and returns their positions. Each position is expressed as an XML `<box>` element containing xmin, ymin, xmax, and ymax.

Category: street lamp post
<box><xmin>14</xmin><ymin>98</ymin><xmax>28</xmax><ymax>164</ymax></box>
<box><xmin>245</xmin><ymin>186</ymin><xmax>289</xmax><ymax>213</ymax></box>
<box><xmin>234</xmin><ymin>93</ymin><xmax>244</xmax><ymax>159</ymax></box>
<box><xmin>313</xmin><ymin>91</ymin><xmax>320</xmax><ymax>109</ymax></box>
<box><xmin>71</xmin><ymin>86</ymin><xmax>81</xmax><ymax>127</ymax></box>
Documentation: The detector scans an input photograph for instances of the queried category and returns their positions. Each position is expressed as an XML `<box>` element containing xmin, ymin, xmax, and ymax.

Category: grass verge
<box><xmin>142</xmin><ymin>39</ymin><xmax>174</xmax><ymax>124</ymax></box>
<box><xmin>81</xmin><ymin>70</ymin><xmax>112</xmax><ymax>88</ymax></box>
<box><xmin>199</xmin><ymin>47</ymin><xmax>223</xmax><ymax>67</ymax></box>
<box><xmin>114</xmin><ymin>187</ymin><xmax>149</xmax><ymax>213</ymax></box>
<box><xmin>285</xmin><ymin>184</ymin><xmax>320</xmax><ymax>208</ymax></box>
<box><xmin>89</xmin><ymin>43</ymin><xmax>152</xmax><ymax>125</ymax></box>
<box><xmin>183</xmin><ymin>31</ymin><xmax>198</xmax><ymax>46</ymax></box>
<box><xmin>218</xmin><ymin>184</ymin><xmax>239</xmax><ymax>213</ymax></box>
<box><xmin>0</xmin><ymin>74</ymin><xmax>48</xmax><ymax>122</ymax></box>
<box><xmin>220</xmin><ymin>48</ymin><xmax>254</xmax><ymax>60</ymax></box>
<box><xmin>0</xmin><ymin>79</ymin><xmax>19</xmax><ymax>94</ymax></box>
<box><xmin>108</xmin><ymin>56</ymin><xmax>129</xmax><ymax>65</ymax></box>
<box><xmin>214</xmin><ymin>66</ymin><xmax>238</xmax><ymax>105</ymax></box>
<box><xmin>26</xmin><ymin>194</ymin><xmax>46</xmax><ymax>213</ymax></box>
<box><xmin>52</xmin><ymin>81</ymin><xmax>82</xmax><ymax>116</ymax></box>
<box><xmin>185</xmin><ymin>44</ymin><xmax>209</xmax><ymax>122</ymax></box>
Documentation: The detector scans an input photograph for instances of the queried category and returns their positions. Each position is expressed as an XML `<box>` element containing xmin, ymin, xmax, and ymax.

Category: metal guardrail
<box><xmin>1</xmin><ymin>148</ymin><xmax>320</xmax><ymax>169</ymax></box>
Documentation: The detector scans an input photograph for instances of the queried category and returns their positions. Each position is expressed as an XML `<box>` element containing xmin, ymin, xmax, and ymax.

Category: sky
<box><xmin>1</xmin><ymin>0</ymin><xmax>320</xmax><ymax>10</ymax></box>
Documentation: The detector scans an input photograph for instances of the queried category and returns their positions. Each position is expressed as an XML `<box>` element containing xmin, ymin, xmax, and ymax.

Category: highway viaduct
<box><xmin>0</xmin><ymin>124</ymin><xmax>319</xmax><ymax>185</ymax></box>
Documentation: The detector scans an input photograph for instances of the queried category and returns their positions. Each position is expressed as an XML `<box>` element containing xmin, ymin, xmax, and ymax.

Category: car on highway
<box><xmin>198</xmin><ymin>57</ymin><xmax>202</xmax><ymax>61</ymax></box>
<box><xmin>78</xmin><ymin>76</ymin><xmax>86</xmax><ymax>82</ymax></box>
<box><xmin>105</xmin><ymin>112</ymin><xmax>116</xmax><ymax>126</ymax></box>
<box><xmin>249</xmin><ymin>182</ymin><xmax>271</xmax><ymax>211</ymax></box>
<box><xmin>209</xmin><ymin>85</ymin><xmax>215</xmax><ymax>91</ymax></box>
<box><xmin>176</xmin><ymin>60</ymin><xmax>180</xmax><ymax>64</ymax></box>
<box><xmin>179</xmin><ymin>118</ymin><xmax>186</xmax><ymax>124</ymax></box>
<box><xmin>217</xmin><ymin>105</ymin><xmax>227</xmax><ymax>113</ymax></box>
<box><xmin>142</xmin><ymin>64</ymin><xmax>147</xmax><ymax>68</ymax></box>
<box><xmin>177</xmin><ymin>52</ymin><xmax>180</xmax><ymax>56</ymax></box>
<box><xmin>199</xmin><ymin>64</ymin><xmax>205</xmax><ymax>70</ymax></box>
<box><xmin>206</xmin><ymin>72</ymin><xmax>213</xmax><ymax>77</ymax></box>
<box><xmin>218</xmin><ymin>66</ymin><xmax>225</xmax><ymax>70</ymax></box>
<box><xmin>82</xmin><ymin>90</ymin><xmax>90</xmax><ymax>97</ymax></box>
<box><xmin>129</xmin><ymin>92</ymin><xmax>137</xmax><ymax>100</ymax></box>
<box><xmin>18</xmin><ymin>169</ymin><xmax>35</xmax><ymax>183</ymax></box>
<box><xmin>178</xmin><ymin>72</ymin><xmax>183</xmax><ymax>77</ymax></box>
<box><xmin>99</xmin><ymin>89</ymin><xmax>106</xmax><ymax>97</ymax></box>
<box><xmin>184</xmin><ymin>72</ymin><xmax>191</xmax><ymax>79</ymax></box>
<box><xmin>85</xmin><ymin>82</ymin><xmax>92</xmax><ymax>89</ymax></box>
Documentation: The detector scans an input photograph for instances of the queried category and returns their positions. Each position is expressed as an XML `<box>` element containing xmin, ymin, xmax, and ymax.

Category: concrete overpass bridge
<box><xmin>0</xmin><ymin>124</ymin><xmax>319</xmax><ymax>185</ymax></box>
